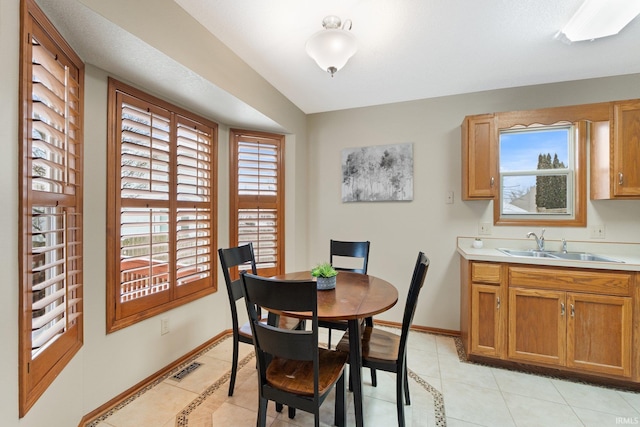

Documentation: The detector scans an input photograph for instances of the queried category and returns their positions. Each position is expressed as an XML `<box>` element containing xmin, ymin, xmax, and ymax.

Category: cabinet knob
<box><xmin>619</xmin><ymin>172</ymin><xmax>624</xmax><ymax>185</ymax></box>
<box><xmin>570</xmin><ymin>304</ymin><xmax>575</xmax><ymax>318</ymax></box>
<box><xmin>490</xmin><ymin>176</ymin><xmax>495</xmax><ymax>187</ymax></box>
<box><xmin>496</xmin><ymin>296</ymin><xmax>500</xmax><ymax>310</ymax></box>
<box><xmin>561</xmin><ymin>302</ymin><xmax>565</xmax><ymax>316</ymax></box>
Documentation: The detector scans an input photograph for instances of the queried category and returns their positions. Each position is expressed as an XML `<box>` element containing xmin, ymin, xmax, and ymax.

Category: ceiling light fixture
<box><xmin>306</xmin><ymin>15</ymin><xmax>357</xmax><ymax>77</ymax></box>
<box><xmin>555</xmin><ymin>0</ymin><xmax>640</xmax><ymax>43</ymax></box>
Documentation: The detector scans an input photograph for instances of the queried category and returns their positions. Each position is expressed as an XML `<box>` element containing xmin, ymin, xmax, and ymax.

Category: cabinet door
<box><xmin>462</xmin><ymin>114</ymin><xmax>496</xmax><ymax>199</ymax></box>
<box><xmin>471</xmin><ymin>284</ymin><xmax>504</xmax><ymax>357</ymax></box>
<box><xmin>508</xmin><ymin>288</ymin><xmax>566</xmax><ymax>366</ymax></box>
<box><xmin>613</xmin><ymin>101</ymin><xmax>640</xmax><ymax>197</ymax></box>
<box><xmin>566</xmin><ymin>293</ymin><xmax>632</xmax><ymax>377</ymax></box>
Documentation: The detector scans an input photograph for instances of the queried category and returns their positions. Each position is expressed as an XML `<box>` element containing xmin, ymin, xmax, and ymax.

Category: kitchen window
<box><xmin>500</xmin><ymin>125</ymin><xmax>573</xmax><ymax>216</ymax></box>
<box><xmin>496</xmin><ymin>121</ymin><xmax>587</xmax><ymax>226</ymax></box>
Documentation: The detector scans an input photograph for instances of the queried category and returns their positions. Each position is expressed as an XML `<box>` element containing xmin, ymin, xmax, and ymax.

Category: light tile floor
<box><xmin>88</xmin><ymin>327</ymin><xmax>640</xmax><ymax>427</ymax></box>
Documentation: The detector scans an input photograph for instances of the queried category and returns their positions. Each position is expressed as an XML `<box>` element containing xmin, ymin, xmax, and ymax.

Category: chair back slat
<box><xmin>253</xmin><ymin>324</ymin><xmax>316</xmax><ymax>361</ymax></box>
<box><xmin>219</xmin><ymin>243</ymin><xmax>257</xmax><ymax>302</ymax></box>
<box><xmin>330</xmin><ymin>240</ymin><xmax>370</xmax><ymax>274</ymax></box>
<box><xmin>399</xmin><ymin>252</ymin><xmax>430</xmax><ymax>357</ymax></box>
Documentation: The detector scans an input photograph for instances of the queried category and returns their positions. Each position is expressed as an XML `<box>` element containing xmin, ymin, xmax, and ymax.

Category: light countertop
<box><xmin>457</xmin><ymin>237</ymin><xmax>640</xmax><ymax>272</ymax></box>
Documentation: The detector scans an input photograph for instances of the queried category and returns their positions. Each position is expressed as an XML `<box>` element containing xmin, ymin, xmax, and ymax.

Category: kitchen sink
<box><xmin>497</xmin><ymin>248</ymin><xmax>557</xmax><ymax>258</ymax></box>
<box><xmin>497</xmin><ymin>248</ymin><xmax>624</xmax><ymax>263</ymax></box>
<box><xmin>550</xmin><ymin>252</ymin><xmax>624</xmax><ymax>263</ymax></box>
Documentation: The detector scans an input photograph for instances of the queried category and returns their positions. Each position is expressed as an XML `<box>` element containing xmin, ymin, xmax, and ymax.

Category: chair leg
<box><xmin>288</xmin><ymin>406</ymin><xmax>296</xmax><ymax>419</ymax></box>
<box><xmin>257</xmin><ymin>397</ymin><xmax>268</xmax><ymax>427</ymax></box>
<box><xmin>275</xmin><ymin>402</ymin><xmax>283</xmax><ymax>412</ymax></box>
<box><xmin>335</xmin><ymin>371</ymin><xmax>347</xmax><ymax>427</ymax></box>
<box><xmin>396</xmin><ymin>372</ymin><xmax>406</xmax><ymax>427</ymax></box>
<box><xmin>327</xmin><ymin>328</ymin><xmax>333</xmax><ymax>349</ymax></box>
<box><xmin>228</xmin><ymin>335</ymin><xmax>239</xmax><ymax>396</ymax></box>
<box><xmin>370</xmin><ymin>367</ymin><xmax>377</xmax><ymax>387</ymax></box>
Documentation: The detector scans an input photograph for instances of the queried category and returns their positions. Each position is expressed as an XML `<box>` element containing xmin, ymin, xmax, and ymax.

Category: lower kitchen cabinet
<box><xmin>508</xmin><ymin>288</ymin><xmax>632</xmax><ymax>377</ymax></box>
<box><xmin>462</xmin><ymin>259</ymin><xmax>636</xmax><ymax>382</ymax></box>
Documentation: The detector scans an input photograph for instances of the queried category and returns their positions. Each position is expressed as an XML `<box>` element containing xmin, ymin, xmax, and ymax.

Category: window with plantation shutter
<box><xmin>107</xmin><ymin>79</ymin><xmax>217</xmax><ymax>332</ymax></box>
<box><xmin>230</xmin><ymin>130</ymin><xmax>284</xmax><ymax>277</ymax></box>
<box><xmin>19</xmin><ymin>0</ymin><xmax>84</xmax><ymax>416</ymax></box>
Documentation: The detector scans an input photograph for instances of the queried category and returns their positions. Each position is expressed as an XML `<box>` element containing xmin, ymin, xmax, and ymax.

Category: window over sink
<box><xmin>499</xmin><ymin>124</ymin><xmax>575</xmax><ymax>220</ymax></box>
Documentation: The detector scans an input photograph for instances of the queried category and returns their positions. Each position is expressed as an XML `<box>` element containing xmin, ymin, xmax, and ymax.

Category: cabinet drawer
<box><xmin>472</xmin><ymin>262</ymin><xmax>501</xmax><ymax>284</ymax></box>
<box><xmin>509</xmin><ymin>266</ymin><xmax>631</xmax><ymax>296</ymax></box>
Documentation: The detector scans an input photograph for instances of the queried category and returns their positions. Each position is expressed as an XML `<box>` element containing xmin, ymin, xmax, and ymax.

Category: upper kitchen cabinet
<box><xmin>461</xmin><ymin>114</ymin><xmax>496</xmax><ymax>200</ymax></box>
<box><xmin>592</xmin><ymin>100</ymin><xmax>640</xmax><ymax>199</ymax></box>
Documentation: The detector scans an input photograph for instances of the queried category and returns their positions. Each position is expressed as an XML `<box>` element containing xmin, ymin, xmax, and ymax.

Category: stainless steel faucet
<box><xmin>526</xmin><ymin>228</ymin><xmax>545</xmax><ymax>251</ymax></box>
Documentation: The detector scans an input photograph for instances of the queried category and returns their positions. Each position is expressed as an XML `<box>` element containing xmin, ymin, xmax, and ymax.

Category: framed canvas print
<box><xmin>341</xmin><ymin>143</ymin><xmax>413</xmax><ymax>202</ymax></box>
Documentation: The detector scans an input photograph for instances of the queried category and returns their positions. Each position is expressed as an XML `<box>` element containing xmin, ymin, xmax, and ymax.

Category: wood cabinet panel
<box><xmin>471</xmin><ymin>284</ymin><xmax>504</xmax><ymax>357</ymax></box>
<box><xmin>592</xmin><ymin>100</ymin><xmax>640</xmax><ymax>199</ymax></box>
<box><xmin>508</xmin><ymin>288</ymin><xmax>566</xmax><ymax>366</ymax></box>
<box><xmin>613</xmin><ymin>101</ymin><xmax>640</xmax><ymax>197</ymax></box>
<box><xmin>508</xmin><ymin>266</ymin><xmax>631</xmax><ymax>296</ymax></box>
<box><xmin>472</xmin><ymin>262</ymin><xmax>501</xmax><ymax>284</ymax></box>
<box><xmin>462</xmin><ymin>114</ymin><xmax>496</xmax><ymax>200</ymax></box>
<box><xmin>566</xmin><ymin>293</ymin><xmax>632</xmax><ymax>377</ymax></box>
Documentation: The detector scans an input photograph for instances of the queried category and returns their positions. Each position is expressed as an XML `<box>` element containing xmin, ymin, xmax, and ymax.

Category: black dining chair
<box><xmin>322</xmin><ymin>240</ymin><xmax>371</xmax><ymax>350</ymax></box>
<box><xmin>241</xmin><ymin>272</ymin><xmax>349</xmax><ymax>427</ymax></box>
<box><xmin>336</xmin><ymin>251</ymin><xmax>430</xmax><ymax>427</ymax></box>
<box><xmin>218</xmin><ymin>243</ymin><xmax>302</xmax><ymax>397</ymax></box>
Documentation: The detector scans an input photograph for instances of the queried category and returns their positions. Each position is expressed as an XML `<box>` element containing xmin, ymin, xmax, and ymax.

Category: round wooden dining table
<box><xmin>270</xmin><ymin>271</ymin><xmax>398</xmax><ymax>427</ymax></box>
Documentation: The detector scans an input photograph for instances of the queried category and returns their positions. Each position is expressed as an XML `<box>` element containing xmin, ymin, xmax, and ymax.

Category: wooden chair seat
<box><xmin>266</xmin><ymin>349</ymin><xmax>349</xmax><ymax>396</ymax></box>
<box><xmin>336</xmin><ymin>326</ymin><xmax>400</xmax><ymax>364</ymax></box>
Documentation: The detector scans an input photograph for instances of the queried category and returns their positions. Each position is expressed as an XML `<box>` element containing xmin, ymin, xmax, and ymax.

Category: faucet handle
<box><xmin>540</xmin><ymin>228</ymin><xmax>546</xmax><ymax>238</ymax></box>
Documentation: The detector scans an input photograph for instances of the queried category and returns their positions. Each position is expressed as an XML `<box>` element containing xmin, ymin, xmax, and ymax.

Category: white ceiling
<box><xmin>38</xmin><ymin>0</ymin><xmax>640</xmax><ymax>126</ymax></box>
<box><xmin>173</xmin><ymin>0</ymin><xmax>640</xmax><ymax>114</ymax></box>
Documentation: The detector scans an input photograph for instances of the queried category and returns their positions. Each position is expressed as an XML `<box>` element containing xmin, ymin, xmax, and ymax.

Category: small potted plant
<box><xmin>311</xmin><ymin>262</ymin><xmax>338</xmax><ymax>290</ymax></box>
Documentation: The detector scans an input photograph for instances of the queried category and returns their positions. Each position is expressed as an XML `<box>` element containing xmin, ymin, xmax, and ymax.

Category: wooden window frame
<box><xmin>491</xmin><ymin>104</ymin><xmax>611</xmax><ymax>227</ymax></box>
<box><xmin>106</xmin><ymin>78</ymin><xmax>218</xmax><ymax>333</ymax></box>
<box><xmin>496</xmin><ymin>122</ymin><xmax>582</xmax><ymax>225</ymax></box>
<box><xmin>19</xmin><ymin>0</ymin><xmax>85</xmax><ymax>416</ymax></box>
<box><xmin>229</xmin><ymin>129</ymin><xmax>285</xmax><ymax>277</ymax></box>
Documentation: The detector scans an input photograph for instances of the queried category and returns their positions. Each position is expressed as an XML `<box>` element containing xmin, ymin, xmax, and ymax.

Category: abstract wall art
<box><xmin>341</xmin><ymin>142</ymin><xmax>413</xmax><ymax>202</ymax></box>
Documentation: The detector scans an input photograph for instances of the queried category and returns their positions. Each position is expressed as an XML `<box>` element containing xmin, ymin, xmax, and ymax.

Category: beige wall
<box><xmin>307</xmin><ymin>76</ymin><xmax>640</xmax><ymax>331</ymax></box>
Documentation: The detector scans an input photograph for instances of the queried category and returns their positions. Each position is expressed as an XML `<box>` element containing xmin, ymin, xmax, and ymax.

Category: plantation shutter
<box><xmin>108</xmin><ymin>79</ymin><xmax>217</xmax><ymax>331</ymax></box>
<box><xmin>175</xmin><ymin>118</ymin><xmax>214</xmax><ymax>296</ymax></box>
<box><xmin>20</xmin><ymin>0</ymin><xmax>84</xmax><ymax>416</ymax></box>
<box><xmin>117</xmin><ymin>95</ymin><xmax>172</xmax><ymax>316</ymax></box>
<box><xmin>231</xmin><ymin>131</ymin><xmax>284</xmax><ymax>276</ymax></box>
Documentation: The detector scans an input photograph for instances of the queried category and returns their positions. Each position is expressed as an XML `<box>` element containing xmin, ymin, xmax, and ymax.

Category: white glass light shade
<box><xmin>306</xmin><ymin>28</ymin><xmax>357</xmax><ymax>76</ymax></box>
<box><xmin>557</xmin><ymin>0</ymin><xmax>640</xmax><ymax>42</ymax></box>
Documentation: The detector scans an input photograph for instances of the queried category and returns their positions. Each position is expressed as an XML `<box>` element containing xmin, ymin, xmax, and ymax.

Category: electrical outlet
<box><xmin>161</xmin><ymin>318</ymin><xmax>170</xmax><ymax>335</ymax></box>
<box><xmin>446</xmin><ymin>191</ymin><xmax>454</xmax><ymax>204</ymax></box>
<box><xmin>479</xmin><ymin>222</ymin><xmax>492</xmax><ymax>235</ymax></box>
<box><xmin>590</xmin><ymin>224</ymin><xmax>605</xmax><ymax>239</ymax></box>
